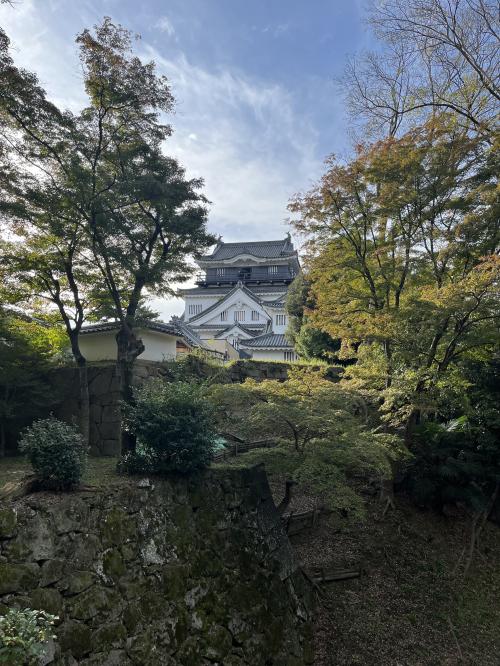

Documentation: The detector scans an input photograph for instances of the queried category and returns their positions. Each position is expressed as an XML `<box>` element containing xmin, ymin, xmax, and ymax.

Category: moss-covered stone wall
<box><xmin>0</xmin><ymin>466</ymin><xmax>314</xmax><ymax>665</ymax></box>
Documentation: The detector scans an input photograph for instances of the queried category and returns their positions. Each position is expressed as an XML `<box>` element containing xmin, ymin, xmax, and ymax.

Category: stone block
<box><xmin>57</xmin><ymin>620</ymin><xmax>92</xmax><ymax>659</ymax></box>
<box><xmin>101</xmin><ymin>405</ymin><xmax>120</xmax><ymax>423</ymax></box>
<box><xmin>0</xmin><ymin>508</ymin><xmax>17</xmax><ymax>538</ymax></box>
<box><xmin>31</xmin><ymin>587</ymin><xmax>64</xmax><ymax>616</ymax></box>
<box><xmin>0</xmin><ymin>562</ymin><xmax>39</xmax><ymax>594</ymax></box>
<box><xmin>40</xmin><ymin>558</ymin><xmax>65</xmax><ymax>586</ymax></box>
<box><xmin>98</xmin><ymin>421</ymin><xmax>121</xmax><ymax>441</ymax></box>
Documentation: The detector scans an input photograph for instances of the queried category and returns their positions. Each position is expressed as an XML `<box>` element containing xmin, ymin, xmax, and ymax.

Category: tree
<box><xmin>289</xmin><ymin>115</ymin><xmax>500</xmax><ymax>440</ymax></box>
<box><xmin>0</xmin><ymin>306</ymin><xmax>63</xmax><ymax>456</ymax></box>
<box><xmin>0</xmin><ymin>19</ymin><xmax>215</xmax><ymax>449</ymax></box>
<box><xmin>209</xmin><ymin>366</ymin><xmax>367</xmax><ymax>451</ymax></box>
<box><xmin>342</xmin><ymin>0</ymin><xmax>499</xmax><ymax>139</ymax></box>
<box><xmin>286</xmin><ymin>272</ymin><xmax>341</xmax><ymax>361</ymax></box>
<box><xmin>208</xmin><ymin>367</ymin><xmax>404</xmax><ymax>518</ymax></box>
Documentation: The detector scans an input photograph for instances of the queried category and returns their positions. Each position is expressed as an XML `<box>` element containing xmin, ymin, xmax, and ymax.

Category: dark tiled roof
<box><xmin>239</xmin><ymin>333</ymin><xmax>293</xmax><ymax>349</ymax></box>
<box><xmin>169</xmin><ymin>317</ymin><xmax>206</xmax><ymax>348</ymax></box>
<box><xmin>178</xmin><ymin>285</ymin><xmax>288</xmax><ymax>297</ymax></box>
<box><xmin>200</xmin><ymin>238</ymin><xmax>296</xmax><ymax>262</ymax></box>
<box><xmin>81</xmin><ymin>321</ymin><xmax>179</xmax><ymax>336</ymax></box>
<box><xmin>194</xmin><ymin>323</ymin><xmax>265</xmax><ymax>330</ymax></box>
<box><xmin>213</xmin><ymin>323</ymin><xmax>265</xmax><ymax>338</ymax></box>
<box><xmin>264</xmin><ymin>298</ymin><xmax>286</xmax><ymax>308</ymax></box>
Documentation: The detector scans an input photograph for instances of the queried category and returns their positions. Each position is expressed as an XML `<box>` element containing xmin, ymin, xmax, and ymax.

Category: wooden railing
<box><xmin>212</xmin><ymin>439</ymin><xmax>276</xmax><ymax>462</ymax></box>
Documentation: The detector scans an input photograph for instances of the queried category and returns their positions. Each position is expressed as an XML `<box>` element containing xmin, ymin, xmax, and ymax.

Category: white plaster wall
<box><xmin>79</xmin><ymin>329</ymin><xmax>179</xmax><ymax>363</ymax></box>
<box><xmin>184</xmin><ymin>295</ymin><xmax>221</xmax><ymax>321</ymax></box>
<box><xmin>268</xmin><ymin>313</ymin><xmax>288</xmax><ymax>334</ymax></box>
<box><xmin>249</xmin><ymin>349</ymin><xmax>293</xmax><ymax>362</ymax></box>
<box><xmin>79</xmin><ymin>331</ymin><xmax>118</xmax><ymax>362</ymax></box>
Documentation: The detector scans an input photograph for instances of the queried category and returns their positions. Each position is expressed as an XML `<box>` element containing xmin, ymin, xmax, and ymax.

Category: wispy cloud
<box><xmin>261</xmin><ymin>23</ymin><xmax>290</xmax><ymax>38</ymax></box>
<box><xmin>0</xmin><ymin>2</ymin><xmax>324</xmax><ymax>319</ymax></box>
<box><xmin>142</xmin><ymin>47</ymin><xmax>321</xmax><ymax>241</ymax></box>
<box><xmin>156</xmin><ymin>15</ymin><xmax>175</xmax><ymax>38</ymax></box>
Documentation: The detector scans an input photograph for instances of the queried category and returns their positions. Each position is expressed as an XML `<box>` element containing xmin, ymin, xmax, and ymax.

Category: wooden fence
<box><xmin>212</xmin><ymin>439</ymin><xmax>276</xmax><ymax>462</ymax></box>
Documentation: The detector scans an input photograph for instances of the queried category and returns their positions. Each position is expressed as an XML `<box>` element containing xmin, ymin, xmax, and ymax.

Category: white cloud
<box><xmin>261</xmin><ymin>23</ymin><xmax>290</xmax><ymax>37</ymax></box>
<box><xmin>142</xmin><ymin>48</ymin><xmax>321</xmax><ymax>239</ymax></box>
<box><xmin>156</xmin><ymin>16</ymin><xmax>175</xmax><ymax>38</ymax></box>
<box><xmin>0</xmin><ymin>3</ymin><xmax>323</xmax><ymax>320</ymax></box>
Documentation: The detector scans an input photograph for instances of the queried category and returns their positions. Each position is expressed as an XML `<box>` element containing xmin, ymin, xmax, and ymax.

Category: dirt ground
<box><xmin>270</xmin><ymin>477</ymin><xmax>500</xmax><ymax>666</ymax></box>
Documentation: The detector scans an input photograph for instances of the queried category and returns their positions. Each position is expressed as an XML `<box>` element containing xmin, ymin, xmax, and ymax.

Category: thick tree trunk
<box><xmin>76</xmin><ymin>358</ymin><xmax>90</xmax><ymax>448</ymax></box>
<box><xmin>68</xmin><ymin>332</ymin><xmax>90</xmax><ymax>447</ymax></box>
<box><xmin>404</xmin><ymin>407</ymin><xmax>421</xmax><ymax>447</ymax></box>
<box><xmin>116</xmin><ymin>324</ymin><xmax>145</xmax><ymax>454</ymax></box>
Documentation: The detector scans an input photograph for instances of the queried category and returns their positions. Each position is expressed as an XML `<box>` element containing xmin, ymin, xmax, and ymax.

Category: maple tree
<box><xmin>0</xmin><ymin>19</ymin><xmax>214</xmax><ymax>448</ymax></box>
<box><xmin>289</xmin><ymin>115</ymin><xmax>499</xmax><ymax>439</ymax></box>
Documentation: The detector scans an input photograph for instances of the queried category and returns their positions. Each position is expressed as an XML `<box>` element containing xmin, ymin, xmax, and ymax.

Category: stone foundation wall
<box><xmin>49</xmin><ymin>366</ymin><xmax>123</xmax><ymax>457</ymax></box>
<box><xmin>0</xmin><ymin>467</ymin><xmax>314</xmax><ymax>665</ymax></box>
<box><xmin>48</xmin><ymin>359</ymin><xmax>342</xmax><ymax>457</ymax></box>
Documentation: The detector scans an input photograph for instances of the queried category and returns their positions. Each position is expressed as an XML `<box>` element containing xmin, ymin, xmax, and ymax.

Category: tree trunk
<box><xmin>116</xmin><ymin>324</ymin><xmax>145</xmax><ymax>454</ymax></box>
<box><xmin>404</xmin><ymin>407</ymin><xmax>421</xmax><ymax>447</ymax></box>
<box><xmin>68</xmin><ymin>332</ymin><xmax>90</xmax><ymax>447</ymax></box>
<box><xmin>76</xmin><ymin>358</ymin><xmax>90</xmax><ymax>448</ymax></box>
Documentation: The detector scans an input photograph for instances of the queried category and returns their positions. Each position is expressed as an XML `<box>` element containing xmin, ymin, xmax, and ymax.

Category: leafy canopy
<box><xmin>209</xmin><ymin>367</ymin><xmax>405</xmax><ymax>519</ymax></box>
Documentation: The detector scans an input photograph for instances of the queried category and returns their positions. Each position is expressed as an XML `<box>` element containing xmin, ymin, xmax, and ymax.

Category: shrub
<box><xmin>122</xmin><ymin>379</ymin><xmax>217</xmax><ymax>474</ymax></box>
<box><xmin>0</xmin><ymin>608</ymin><xmax>57</xmax><ymax>666</ymax></box>
<box><xmin>19</xmin><ymin>417</ymin><xmax>87</xmax><ymax>490</ymax></box>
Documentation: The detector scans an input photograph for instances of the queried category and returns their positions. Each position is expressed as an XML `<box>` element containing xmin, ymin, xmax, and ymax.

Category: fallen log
<box><xmin>0</xmin><ymin>478</ymin><xmax>33</xmax><ymax>501</ymax></box>
<box><xmin>303</xmin><ymin>565</ymin><xmax>362</xmax><ymax>583</ymax></box>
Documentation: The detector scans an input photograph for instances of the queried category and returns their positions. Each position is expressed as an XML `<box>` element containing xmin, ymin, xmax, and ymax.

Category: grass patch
<box><xmin>0</xmin><ymin>456</ymin><xmax>121</xmax><ymax>491</ymax></box>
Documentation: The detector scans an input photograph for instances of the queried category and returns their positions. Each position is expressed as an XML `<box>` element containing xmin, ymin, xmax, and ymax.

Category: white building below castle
<box><xmin>78</xmin><ymin>237</ymin><xmax>300</xmax><ymax>363</ymax></box>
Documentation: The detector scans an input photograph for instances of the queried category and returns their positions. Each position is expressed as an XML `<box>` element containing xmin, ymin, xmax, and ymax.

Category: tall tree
<box><xmin>0</xmin><ymin>19</ymin><xmax>215</xmax><ymax>450</ymax></box>
<box><xmin>290</xmin><ymin>115</ymin><xmax>500</xmax><ymax>440</ymax></box>
<box><xmin>342</xmin><ymin>0</ymin><xmax>499</xmax><ymax>139</ymax></box>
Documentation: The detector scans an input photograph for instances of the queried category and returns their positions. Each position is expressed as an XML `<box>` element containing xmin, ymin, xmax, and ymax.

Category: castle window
<box><xmin>220</xmin><ymin>310</ymin><xmax>228</xmax><ymax>321</ymax></box>
<box><xmin>284</xmin><ymin>350</ymin><xmax>296</xmax><ymax>362</ymax></box>
<box><xmin>188</xmin><ymin>304</ymin><xmax>202</xmax><ymax>316</ymax></box>
<box><xmin>234</xmin><ymin>311</ymin><xmax>245</xmax><ymax>322</ymax></box>
<box><xmin>276</xmin><ymin>314</ymin><xmax>286</xmax><ymax>326</ymax></box>
<box><xmin>216</xmin><ymin>268</ymin><xmax>226</xmax><ymax>277</ymax></box>
<box><xmin>251</xmin><ymin>310</ymin><xmax>259</xmax><ymax>321</ymax></box>
<box><xmin>268</xmin><ymin>265</ymin><xmax>279</xmax><ymax>275</ymax></box>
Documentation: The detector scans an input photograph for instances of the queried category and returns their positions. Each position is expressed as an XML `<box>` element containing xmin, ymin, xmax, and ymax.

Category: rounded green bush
<box><xmin>122</xmin><ymin>379</ymin><xmax>216</xmax><ymax>474</ymax></box>
<box><xmin>19</xmin><ymin>417</ymin><xmax>87</xmax><ymax>490</ymax></box>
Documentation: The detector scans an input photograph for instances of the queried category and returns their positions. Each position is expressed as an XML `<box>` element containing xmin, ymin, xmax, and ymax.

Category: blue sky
<box><xmin>0</xmin><ymin>0</ymin><xmax>375</xmax><ymax>317</ymax></box>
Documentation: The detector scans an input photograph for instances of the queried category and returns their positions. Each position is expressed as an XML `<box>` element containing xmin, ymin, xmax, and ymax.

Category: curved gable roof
<box><xmin>187</xmin><ymin>282</ymin><xmax>270</xmax><ymax>324</ymax></box>
<box><xmin>200</xmin><ymin>238</ymin><xmax>296</xmax><ymax>262</ymax></box>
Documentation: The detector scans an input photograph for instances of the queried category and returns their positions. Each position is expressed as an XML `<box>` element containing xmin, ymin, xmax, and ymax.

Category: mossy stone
<box><xmin>0</xmin><ymin>508</ymin><xmax>17</xmax><ymax>538</ymax></box>
<box><xmin>160</xmin><ymin>564</ymin><xmax>189</xmax><ymax>599</ymax></box>
<box><xmin>40</xmin><ymin>558</ymin><xmax>65</xmax><ymax>587</ymax></box>
<box><xmin>122</xmin><ymin>603</ymin><xmax>142</xmax><ymax>633</ymax></box>
<box><xmin>2</xmin><ymin>537</ymin><xmax>32</xmax><ymax>562</ymax></box>
<box><xmin>175</xmin><ymin>636</ymin><xmax>205</xmax><ymax>666</ymax></box>
<box><xmin>69</xmin><ymin>586</ymin><xmax>117</xmax><ymax>621</ymax></box>
<box><xmin>204</xmin><ymin>624</ymin><xmax>232</xmax><ymax>661</ymax></box>
<box><xmin>126</xmin><ymin>628</ymin><xmax>167</xmax><ymax>665</ymax></box>
<box><xmin>0</xmin><ymin>562</ymin><xmax>38</xmax><ymax>594</ymax></box>
<box><xmin>102</xmin><ymin>549</ymin><xmax>126</xmax><ymax>580</ymax></box>
<box><xmin>58</xmin><ymin>620</ymin><xmax>92</xmax><ymax>659</ymax></box>
<box><xmin>65</xmin><ymin>570</ymin><xmax>96</xmax><ymax>595</ymax></box>
<box><xmin>31</xmin><ymin>587</ymin><xmax>63</xmax><ymax>616</ymax></box>
<box><xmin>100</xmin><ymin>507</ymin><xmax>135</xmax><ymax>547</ymax></box>
<box><xmin>120</xmin><ymin>543</ymin><xmax>139</xmax><ymax>562</ymax></box>
<box><xmin>90</xmin><ymin>622</ymin><xmax>127</xmax><ymax>650</ymax></box>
